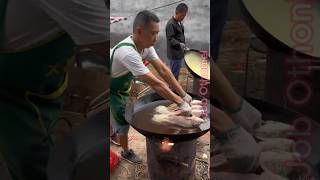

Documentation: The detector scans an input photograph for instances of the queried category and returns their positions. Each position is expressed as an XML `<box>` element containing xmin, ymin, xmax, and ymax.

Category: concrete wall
<box><xmin>110</xmin><ymin>0</ymin><xmax>210</xmax><ymax>63</ymax></box>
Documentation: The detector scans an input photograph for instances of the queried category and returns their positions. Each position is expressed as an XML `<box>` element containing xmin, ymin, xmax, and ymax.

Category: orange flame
<box><xmin>160</xmin><ymin>138</ymin><xmax>174</xmax><ymax>152</ymax></box>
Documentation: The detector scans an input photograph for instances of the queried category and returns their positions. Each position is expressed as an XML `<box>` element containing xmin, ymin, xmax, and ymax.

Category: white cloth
<box><xmin>1</xmin><ymin>0</ymin><xmax>109</xmax><ymax>51</ymax></box>
<box><xmin>111</xmin><ymin>35</ymin><xmax>160</xmax><ymax>78</ymax></box>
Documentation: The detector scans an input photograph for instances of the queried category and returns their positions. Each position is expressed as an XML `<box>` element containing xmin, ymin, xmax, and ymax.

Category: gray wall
<box><xmin>110</xmin><ymin>0</ymin><xmax>210</xmax><ymax>63</ymax></box>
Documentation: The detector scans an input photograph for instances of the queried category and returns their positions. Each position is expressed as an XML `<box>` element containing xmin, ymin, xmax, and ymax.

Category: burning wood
<box><xmin>159</xmin><ymin>138</ymin><xmax>175</xmax><ymax>152</ymax></box>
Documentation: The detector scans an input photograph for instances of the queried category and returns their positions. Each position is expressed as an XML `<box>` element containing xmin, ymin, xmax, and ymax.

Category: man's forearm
<box><xmin>159</xmin><ymin>67</ymin><xmax>185</xmax><ymax>97</ymax></box>
<box><xmin>169</xmin><ymin>37</ymin><xmax>181</xmax><ymax>47</ymax></box>
<box><xmin>211</xmin><ymin>105</ymin><xmax>237</xmax><ymax>132</ymax></box>
<box><xmin>151</xmin><ymin>80</ymin><xmax>183</xmax><ymax>105</ymax></box>
<box><xmin>212</xmin><ymin>62</ymin><xmax>241</xmax><ymax>110</ymax></box>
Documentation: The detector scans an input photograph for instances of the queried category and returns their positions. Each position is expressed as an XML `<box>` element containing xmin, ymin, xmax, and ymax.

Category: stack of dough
<box><xmin>259</xmin><ymin>171</ymin><xmax>290</xmax><ymax>180</ymax></box>
<box><xmin>258</xmin><ymin>138</ymin><xmax>294</xmax><ymax>153</ymax></box>
<box><xmin>254</xmin><ymin>121</ymin><xmax>294</xmax><ymax>140</ymax></box>
<box><xmin>254</xmin><ymin>121</ymin><xmax>302</xmax><ymax>179</ymax></box>
<box><xmin>170</xmin><ymin>99</ymin><xmax>206</xmax><ymax>118</ymax></box>
<box><xmin>190</xmin><ymin>100</ymin><xmax>206</xmax><ymax>118</ymax></box>
<box><xmin>259</xmin><ymin>151</ymin><xmax>301</xmax><ymax>178</ymax></box>
<box><xmin>152</xmin><ymin>100</ymin><xmax>207</xmax><ymax>128</ymax></box>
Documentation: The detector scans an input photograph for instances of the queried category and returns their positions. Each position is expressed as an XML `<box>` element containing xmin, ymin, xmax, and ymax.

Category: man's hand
<box><xmin>179</xmin><ymin>43</ymin><xmax>189</xmax><ymax>51</ymax></box>
<box><xmin>179</xmin><ymin>42</ymin><xmax>186</xmax><ymax>49</ymax></box>
<box><xmin>215</xmin><ymin>126</ymin><xmax>260</xmax><ymax>173</ymax></box>
<box><xmin>138</xmin><ymin>72</ymin><xmax>182</xmax><ymax>105</ymax></box>
<box><xmin>149</xmin><ymin>59</ymin><xmax>187</xmax><ymax>100</ymax></box>
<box><xmin>179</xmin><ymin>101</ymin><xmax>191</xmax><ymax>116</ymax></box>
<box><xmin>182</xmin><ymin>93</ymin><xmax>192</xmax><ymax>104</ymax></box>
<box><xmin>225</xmin><ymin>99</ymin><xmax>262</xmax><ymax>134</ymax></box>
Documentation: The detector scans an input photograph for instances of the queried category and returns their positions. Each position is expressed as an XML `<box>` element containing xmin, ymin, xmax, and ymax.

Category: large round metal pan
<box><xmin>213</xmin><ymin>97</ymin><xmax>320</xmax><ymax>179</ymax></box>
<box><xmin>184</xmin><ymin>49</ymin><xmax>210</xmax><ymax>80</ymax></box>
<box><xmin>239</xmin><ymin>0</ymin><xmax>320</xmax><ymax>59</ymax></box>
<box><xmin>125</xmin><ymin>92</ymin><xmax>210</xmax><ymax>142</ymax></box>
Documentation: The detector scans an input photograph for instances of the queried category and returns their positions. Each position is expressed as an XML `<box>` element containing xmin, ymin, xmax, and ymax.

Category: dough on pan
<box><xmin>152</xmin><ymin>114</ymin><xmax>170</xmax><ymax>123</ymax></box>
<box><xmin>259</xmin><ymin>138</ymin><xmax>295</xmax><ymax>153</ymax></box>
<box><xmin>152</xmin><ymin>104</ymin><xmax>206</xmax><ymax>128</ymax></box>
<box><xmin>259</xmin><ymin>171</ymin><xmax>289</xmax><ymax>180</ymax></box>
<box><xmin>191</xmin><ymin>109</ymin><xmax>205</xmax><ymax>117</ymax></box>
<box><xmin>190</xmin><ymin>100</ymin><xmax>202</xmax><ymax>105</ymax></box>
<box><xmin>154</xmin><ymin>106</ymin><xmax>171</xmax><ymax>114</ymax></box>
<box><xmin>259</xmin><ymin>151</ymin><xmax>301</xmax><ymax>177</ymax></box>
<box><xmin>255</xmin><ymin>121</ymin><xmax>294</xmax><ymax>140</ymax></box>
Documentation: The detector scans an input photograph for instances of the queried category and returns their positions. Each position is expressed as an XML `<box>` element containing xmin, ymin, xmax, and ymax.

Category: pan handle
<box><xmin>184</xmin><ymin>48</ymin><xmax>200</xmax><ymax>53</ymax></box>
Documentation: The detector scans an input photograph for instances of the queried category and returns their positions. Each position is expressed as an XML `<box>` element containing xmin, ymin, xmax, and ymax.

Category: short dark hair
<box><xmin>133</xmin><ymin>10</ymin><xmax>160</xmax><ymax>32</ymax></box>
<box><xmin>176</xmin><ymin>3</ymin><xmax>188</xmax><ymax>13</ymax></box>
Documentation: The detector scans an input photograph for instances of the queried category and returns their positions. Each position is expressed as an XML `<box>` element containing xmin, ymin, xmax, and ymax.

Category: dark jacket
<box><xmin>165</xmin><ymin>17</ymin><xmax>185</xmax><ymax>60</ymax></box>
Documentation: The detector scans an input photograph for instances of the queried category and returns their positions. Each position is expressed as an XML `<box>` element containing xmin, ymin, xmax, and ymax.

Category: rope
<box><xmin>111</xmin><ymin>0</ymin><xmax>186</xmax><ymax>24</ymax></box>
<box><xmin>148</xmin><ymin>0</ymin><xmax>186</xmax><ymax>12</ymax></box>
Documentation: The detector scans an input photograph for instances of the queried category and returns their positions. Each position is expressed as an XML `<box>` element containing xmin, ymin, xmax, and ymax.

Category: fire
<box><xmin>202</xmin><ymin>153</ymin><xmax>208</xmax><ymax>159</ymax></box>
<box><xmin>160</xmin><ymin>138</ymin><xmax>174</xmax><ymax>152</ymax></box>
